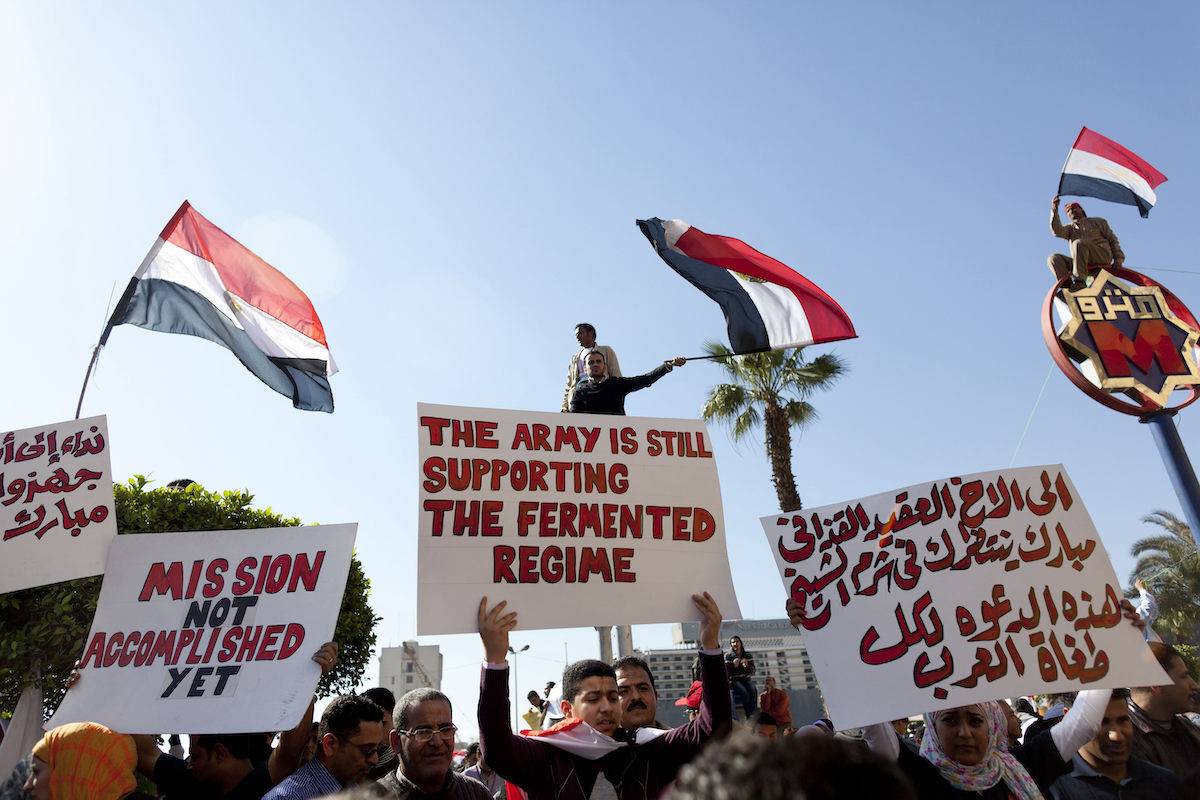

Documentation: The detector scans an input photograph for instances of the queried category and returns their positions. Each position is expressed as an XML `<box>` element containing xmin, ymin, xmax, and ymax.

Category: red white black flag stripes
<box><xmin>103</xmin><ymin>202</ymin><xmax>336</xmax><ymax>412</ymax></box>
<box><xmin>1058</xmin><ymin>128</ymin><xmax>1167</xmax><ymax>218</ymax></box>
<box><xmin>637</xmin><ymin>218</ymin><xmax>856</xmax><ymax>354</ymax></box>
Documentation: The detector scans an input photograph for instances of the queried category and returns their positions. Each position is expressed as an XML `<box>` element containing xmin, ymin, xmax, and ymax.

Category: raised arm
<box><xmin>476</xmin><ymin>598</ymin><xmax>553</xmax><ymax>791</ymax></box>
<box><xmin>621</xmin><ymin>359</ymin><xmax>685</xmax><ymax>394</ymax></box>
<box><xmin>1050</xmin><ymin>196</ymin><xmax>1069</xmax><ymax>239</ymax></box>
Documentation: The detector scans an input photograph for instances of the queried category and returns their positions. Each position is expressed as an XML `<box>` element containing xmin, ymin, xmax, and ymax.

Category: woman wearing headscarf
<box><xmin>864</xmin><ymin>689</ymin><xmax>1113</xmax><ymax>798</ymax></box>
<box><xmin>22</xmin><ymin>722</ymin><xmax>138</xmax><ymax>800</ymax></box>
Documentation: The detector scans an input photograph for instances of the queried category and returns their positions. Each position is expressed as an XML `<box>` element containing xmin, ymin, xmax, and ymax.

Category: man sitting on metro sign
<box><xmin>1056</xmin><ymin>269</ymin><xmax>1200</xmax><ymax>405</ymax></box>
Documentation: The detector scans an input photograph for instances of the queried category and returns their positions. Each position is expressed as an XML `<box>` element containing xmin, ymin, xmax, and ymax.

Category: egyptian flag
<box><xmin>103</xmin><ymin>201</ymin><xmax>336</xmax><ymax>412</ymax></box>
<box><xmin>1059</xmin><ymin>128</ymin><xmax>1167</xmax><ymax>218</ymax></box>
<box><xmin>503</xmin><ymin>718</ymin><xmax>665</xmax><ymax>800</ymax></box>
<box><xmin>637</xmin><ymin>218</ymin><xmax>856</xmax><ymax>354</ymax></box>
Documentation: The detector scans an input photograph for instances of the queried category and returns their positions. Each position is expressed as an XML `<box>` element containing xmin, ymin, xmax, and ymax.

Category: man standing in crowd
<box><xmin>758</xmin><ymin>677</ymin><xmax>791</xmax><ymax>731</ymax></box>
<box><xmin>1049</xmin><ymin>689</ymin><xmax>1181</xmax><ymax>799</ymax></box>
<box><xmin>605</xmin><ymin>595</ymin><xmax>731</xmax><ymax>798</ymax></box>
<box><xmin>376</xmin><ymin>688</ymin><xmax>492</xmax><ymax>799</ymax></box>
<box><xmin>1047</xmin><ymin>196</ymin><xmax>1124</xmax><ymax>287</ymax></box>
<box><xmin>562</xmin><ymin>323</ymin><xmax>621</xmax><ymax>412</ymax></box>
<box><xmin>568</xmin><ymin>351</ymin><xmax>686</xmax><ymax>415</ymax></box>
<box><xmin>462</xmin><ymin>753</ymin><xmax>505</xmax><ymax>799</ymax></box>
<box><xmin>751</xmin><ymin>713</ymin><xmax>779</xmax><ymax>740</ymax></box>
<box><xmin>1128</xmin><ymin>642</ymin><xmax>1200</xmax><ymax>775</ymax></box>
<box><xmin>132</xmin><ymin>641</ymin><xmax>340</xmax><ymax>799</ymax></box>
<box><xmin>725</xmin><ymin>636</ymin><xmax>756</xmax><ymax>719</ymax></box>
<box><xmin>264</xmin><ymin>694</ymin><xmax>386</xmax><ymax>799</ymax></box>
<box><xmin>362</xmin><ymin>688</ymin><xmax>400</xmax><ymax>780</ymax></box>
<box><xmin>477</xmin><ymin>592</ymin><xmax>728</xmax><ymax>799</ymax></box>
<box><xmin>521</xmin><ymin>688</ymin><xmax>553</xmax><ymax>732</ymax></box>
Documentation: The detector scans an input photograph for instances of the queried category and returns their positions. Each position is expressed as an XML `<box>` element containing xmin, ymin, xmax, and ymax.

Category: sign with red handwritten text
<box><xmin>0</xmin><ymin>416</ymin><xmax>116</xmax><ymax>594</ymax></box>
<box><xmin>417</xmin><ymin>403</ymin><xmax>742</xmax><ymax>634</ymax></box>
<box><xmin>50</xmin><ymin>523</ymin><xmax>356</xmax><ymax>734</ymax></box>
<box><xmin>761</xmin><ymin>466</ymin><xmax>1167</xmax><ymax>729</ymax></box>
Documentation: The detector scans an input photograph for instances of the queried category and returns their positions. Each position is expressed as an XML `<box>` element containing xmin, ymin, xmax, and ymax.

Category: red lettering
<box><xmin>541</xmin><ymin>546</ymin><xmax>563</xmax><ymax>582</ymax></box>
<box><xmin>103</xmin><ymin>632</ymin><xmax>124</xmax><ymax>667</ymax></box>
<box><xmin>692</xmin><ymin>507</ymin><xmax>715</xmax><ymax>542</ymax></box>
<box><xmin>672</xmin><ymin>507</ymin><xmax>691</xmax><ymax>540</ymax></box>
<box><xmin>419</xmin><ymin>416</ymin><xmax>451</xmax><ymax>446</ymax></box>
<box><xmin>493</xmin><ymin>546</ymin><xmax>516</xmax><ymax>582</ymax></box>
<box><xmin>424</xmin><ymin>499</ymin><xmax>453</xmax><ymax>535</ymax></box>
<box><xmin>288</xmin><ymin>551</ymin><xmax>325</xmax><ymax>592</ymax></box>
<box><xmin>203</xmin><ymin>559</ymin><xmax>228</xmax><ymax>598</ymax></box>
<box><xmin>1089</xmin><ymin>319</ymin><xmax>1188</xmax><ymax>377</ymax></box>
<box><xmin>518</xmin><ymin>545</ymin><xmax>538</xmax><ymax>582</ymax></box>
<box><xmin>578</xmin><ymin>547</ymin><xmax>613</xmax><ymax>583</ymax></box>
<box><xmin>80</xmin><ymin>632</ymin><xmax>105</xmax><ymax>668</ymax></box>
<box><xmin>278</xmin><ymin>623</ymin><xmax>305</xmax><ymax>659</ymax></box>
<box><xmin>265</xmin><ymin>555</ymin><xmax>291</xmax><ymax>593</ymax></box>
<box><xmin>422</xmin><ymin>456</ymin><xmax>447</xmax><ymax>492</ymax></box>
<box><xmin>613</xmin><ymin>548</ymin><xmax>635</xmax><ymax>582</ymax></box>
<box><xmin>232</xmin><ymin>557</ymin><xmax>256</xmax><ymax>595</ymax></box>
<box><xmin>517</xmin><ymin>501</ymin><xmax>537</xmax><ymax>536</ymax></box>
<box><xmin>256</xmin><ymin>624</ymin><xmax>285</xmax><ymax>660</ymax></box>
<box><xmin>139</xmin><ymin>561</ymin><xmax>183</xmax><ymax>601</ymax></box>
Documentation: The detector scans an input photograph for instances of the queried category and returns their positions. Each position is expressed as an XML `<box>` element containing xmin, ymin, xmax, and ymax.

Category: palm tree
<box><xmin>700</xmin><ymin>342</ymin><xmax>847</xmax><ymax>512</ymax></box>
<box><xmin>1130</xmin><ymin>510</ymin><xmax>1200</xmax><ymax>640</ymax></box>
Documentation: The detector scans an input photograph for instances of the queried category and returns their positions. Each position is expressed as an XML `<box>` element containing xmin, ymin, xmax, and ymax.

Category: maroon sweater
<box><xmin>477</xmin><ymin>651</ymin><xmax>730</xmax><ymax>800</ymax></box>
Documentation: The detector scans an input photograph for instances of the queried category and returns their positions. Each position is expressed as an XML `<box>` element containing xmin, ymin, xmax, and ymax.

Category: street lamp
<box><xmin>508</xmin><ymin>644</ymin><xmax>530</xmax><ymax>730</ymax></box>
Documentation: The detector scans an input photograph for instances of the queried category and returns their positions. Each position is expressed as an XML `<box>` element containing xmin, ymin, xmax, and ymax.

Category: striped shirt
<box><xmin>262</xmin><ymin>758</ymin><xmax>342</xmax><ymax>800</ymax></box>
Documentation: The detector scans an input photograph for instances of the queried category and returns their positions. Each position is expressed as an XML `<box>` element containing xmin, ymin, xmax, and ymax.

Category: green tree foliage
<box><xmin>1129</xmin><ymin>510</ymin><xmax>1200</xmax><ymax>642</ymax></box>
<box><xmin>700</xmin><ymin>342</ymin><xmax>846</xmax><ymax>512</ymax></box>
<box><xmin>0</xmin><ymin>476</ymin><xmax>379</xmax><ymax>715</ymax></box>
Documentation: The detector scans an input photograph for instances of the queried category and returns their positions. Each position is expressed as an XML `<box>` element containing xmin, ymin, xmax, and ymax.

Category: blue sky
<box><xmin>3</xmin><ymin>2</ymin><xmax>1199</xmax><ymax>736</ymax></box>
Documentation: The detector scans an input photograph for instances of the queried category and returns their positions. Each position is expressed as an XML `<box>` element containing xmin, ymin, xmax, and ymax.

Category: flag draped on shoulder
<box><xmin>104</xmin><ymin>201</ymin><xmax>337</xmax><ymax>412</ymax></box>
<box><xmin>636</xmin><ymin>218</ymin><xmax>856</xmax><ymax>354</ymax></box>
<box><xmin>503</xmin><ymin>718</ymin><xmax>666</xmax><ymax>800</ymax></box>
<box><xmin>1058</xmin><ymin>127</ymin><xmax>1167</xmax><ymax>218</ymax></box>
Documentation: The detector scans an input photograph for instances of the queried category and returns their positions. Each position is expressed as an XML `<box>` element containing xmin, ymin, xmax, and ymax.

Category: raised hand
<box><xmin>479</xmin><ymin>596</ymin><xmax>518</xmax><ymax>663</ymax></box>
<box><xmin>312</xmin><ymin>641</ymin><xmax>338</xmax><ymax>675</ymax></box>
<box><xmin>785</xmin><ymin>597</ymin><xmax>804</xmax><ymax>630</ymax></box>
<box><xmin>692</xmin><ymin>591</ymin><xmax>722</xmax><ymax>649</ymax></box>
<box><xmin>1119</xmin><ymin>598</ymin><xmax>1147</xmax><ymax>634</ymax></box>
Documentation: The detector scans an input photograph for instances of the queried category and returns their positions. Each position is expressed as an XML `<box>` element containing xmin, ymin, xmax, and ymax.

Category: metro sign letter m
<box><xmin>1087</xmin><ymin>319</ymin><xmax>1188</xmax><ymax>378</ymax></box>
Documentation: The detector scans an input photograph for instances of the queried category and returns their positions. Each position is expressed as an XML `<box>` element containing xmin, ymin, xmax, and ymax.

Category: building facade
<box><xmin>378</xmin><ymin>640</ymin><xmax>443</xmax><ymax>693</ymax></box>
<box><xmin>634</xmin><ymin>617</ymin><xmax>822</xmax><ymax>726</ymax></box>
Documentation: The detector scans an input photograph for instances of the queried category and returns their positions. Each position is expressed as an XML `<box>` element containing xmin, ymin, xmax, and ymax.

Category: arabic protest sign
<box><xmin>51</xmin><ymin>523</ymin><xmax>356</xmax><ymax>734</ymax></box>
<box><xmin>417</xmin><ymin>403</ymin><xmax>742</xmax><ymax>634</ymax></box>
<box><xmin>0</xmin><ymin>416</ymin><xmax>116</xmax><ymax>594</ymax></box>
<box><xmin>760</xmin><ymin>465</ymin><xmax>1167</xmax><ymax>730</ymax></box>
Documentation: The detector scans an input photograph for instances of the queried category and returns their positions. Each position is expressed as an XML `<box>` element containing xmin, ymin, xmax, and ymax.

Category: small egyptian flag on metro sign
<box><xmin>103</xmin><ymin>201</ymin><xmax>337</xmax><ymax>411</ymax></box>
<box><xmin>637</xmin><ymin>218</ymin><xmax>856</xmax><ymax>354</ymax></box>
<box><xmin>1059</xmin><ymin>127</ymin><xmax>1167</xmax><ymax>218</ymax></box>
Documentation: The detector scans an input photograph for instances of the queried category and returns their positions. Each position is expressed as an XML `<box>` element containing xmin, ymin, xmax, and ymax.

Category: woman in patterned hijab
<box><xmin>919</xmin><ymin>702</ymin><xmax>1042</xmax><ymax>800</ymax></box>
<box><xmin>24</xmin><ymin>722</ymin><xmax>137</xmax><ymax>800</ymax></box>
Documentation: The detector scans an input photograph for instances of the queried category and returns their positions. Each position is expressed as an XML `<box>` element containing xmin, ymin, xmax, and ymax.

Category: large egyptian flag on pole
<box><xmin>637</xmin><ymin>218</ymin><xmax>856</xmax><ymax>354</ymax></box>
<box><xmin>1058</xmin><ymin>127</ymin><xmax>1167</xmax><ymax>218</ymax></box>
<box><xmin>101</xmin><ymin>201</ymin><xmax>337</xmax><ymax>412</ymax></box>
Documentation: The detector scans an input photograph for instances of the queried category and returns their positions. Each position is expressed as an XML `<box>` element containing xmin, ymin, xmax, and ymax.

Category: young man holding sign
<box><xmin>477</xmin><ymin>592</ymin><xmax>728</xmax><ymax>800</ymax></box>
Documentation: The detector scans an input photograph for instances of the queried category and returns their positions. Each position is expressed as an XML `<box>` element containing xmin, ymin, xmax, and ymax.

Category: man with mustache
<box><xmin>1047</xmin><ymin>689</ymin><xmax>1181</xmax><ymax>799</ymax></box>
<box><xmin>604</xmin><ymin>592</ymin><xmax>731</xmax><ymax>799</ymax></box>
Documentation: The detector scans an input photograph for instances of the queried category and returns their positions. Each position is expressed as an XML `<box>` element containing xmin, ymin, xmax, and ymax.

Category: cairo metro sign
<box><xmin>1042</xmin><ymin>268</ymin><xmax>1200</xmax><ymax>415</ymax></box>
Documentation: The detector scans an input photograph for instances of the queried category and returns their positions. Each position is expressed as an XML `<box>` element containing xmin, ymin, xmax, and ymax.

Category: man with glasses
<box><xmin>265</xmin><ymin>694</ymin><xmax>386</xmax><ymax>799</ymax></box>
<box><xmin>377</xmin><ymin>687</ymin><xmax>493</xmax><ymax>799</ymax></box>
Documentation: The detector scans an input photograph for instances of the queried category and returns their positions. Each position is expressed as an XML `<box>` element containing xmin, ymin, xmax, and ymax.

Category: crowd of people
<box><xmin>3</xmin><ymin>586</ymin><xmax>1199</xmax><ymax>800</ymax></box>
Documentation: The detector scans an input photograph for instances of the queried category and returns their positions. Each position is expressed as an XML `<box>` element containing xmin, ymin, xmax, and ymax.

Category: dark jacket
<box><xmin>568</xmin><ymin>365</ymin><xmax>673</xmax><ymax>415</ymax></box>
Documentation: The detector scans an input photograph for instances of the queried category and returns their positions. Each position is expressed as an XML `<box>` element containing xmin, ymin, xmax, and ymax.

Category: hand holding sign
<box><xmin>479</xmin><ymin>597</ymin><xmax>518</xmax><ymax>664</ymax></box>
<box><xmin>693</xmin><ymin>591</ymin><xmax>722</xmax><ymax>650</ymax></box>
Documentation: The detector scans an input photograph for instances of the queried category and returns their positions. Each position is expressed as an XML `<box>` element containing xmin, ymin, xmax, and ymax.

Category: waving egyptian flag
<box><xmin>504</xmin><ymin>718</ymin><xmax>666</xmax><ymax>800</ymax></box>
<box><xmin>103</xmin><ymin>201</ymin><xmax>336</xmax><ymax>412</ymax></box>
<box><xmin>637</xmin><ymin>218</ymin><xmax>856</xmax><ymax>354</ymax></box>
<box><xmin>1059</xmin><ymin>128</ymin><xmax>1167</xmax><ymax>218</ymax></box>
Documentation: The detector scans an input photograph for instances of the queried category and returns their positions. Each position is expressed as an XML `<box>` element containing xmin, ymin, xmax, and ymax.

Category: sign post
<box><xmin>1043</xmin><ymin>268</ymin><xmax>1200</xmax><ymax>548</ymax></box>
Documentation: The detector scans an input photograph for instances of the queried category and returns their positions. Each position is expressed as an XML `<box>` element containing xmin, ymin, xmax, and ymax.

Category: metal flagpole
<box><xmin>74</xmin><ymin>278</ymin><xmax>136</xmax><ymax>419</ymax></box>
<box><xmin>1141</xmin><ymin>410</ymin><xmax>1200</xmax><ymax>550</ymax></box>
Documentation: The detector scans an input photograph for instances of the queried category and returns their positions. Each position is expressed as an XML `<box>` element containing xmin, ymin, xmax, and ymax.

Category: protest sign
<box><xmin>760</xmin><ymin>465</ymin><xmax>1168</xmax><ymax>730</ymax></box>
<box><xmin>50</xmin><ymin>523</ymin><xmax>356</xmax><ymax>734</ymax></box>
<box><xmin>0</xmin><ymin>416</ymin><xmax>116</xmax><ymax>594</ymax></box>
<box><xmin>417</xmin><ymin>403</ymin><xmax>742</xmax><ymax>634</ymax></box>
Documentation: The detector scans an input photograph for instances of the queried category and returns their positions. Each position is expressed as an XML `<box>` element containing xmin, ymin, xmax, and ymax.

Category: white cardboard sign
<box><xmin>51</xmin><ymin>523</ymin><xmax>356</xmax><ymax>734</ymax></box>
<box><xmin>760</xmin><ymin>465</ymin><xmax>1167</xmax><ymax>729</ymax></box>
<box><xmin>417</xmin><ymin>403</ymin><xmax>741</xmax><ymax>634</ymax></box>
<box><xmin>0</xmin><ymin>416</ymin><xmax>117</xmax><ymax>594</ymax></box>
